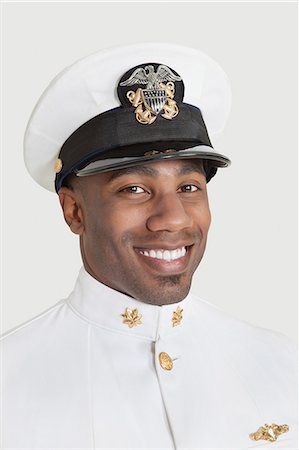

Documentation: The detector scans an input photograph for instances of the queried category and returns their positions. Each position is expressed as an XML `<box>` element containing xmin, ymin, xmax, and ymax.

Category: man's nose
<box><xmin>146</xmin><ymin>193</ymin><xmax>193</xmax><ymax>232</ymax></box>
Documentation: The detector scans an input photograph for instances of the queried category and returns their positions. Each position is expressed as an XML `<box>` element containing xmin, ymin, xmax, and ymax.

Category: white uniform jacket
<box><xmin>2</xmin><ymin>268</ymin><xmax>297</xmax><ymax>449</ymax></box>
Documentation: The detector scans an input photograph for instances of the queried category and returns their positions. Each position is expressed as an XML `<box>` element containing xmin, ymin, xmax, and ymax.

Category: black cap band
<box><xmin>55</xmin><ymin>103</ymin><xmax>213</xmax><ymax>191</ymax></box>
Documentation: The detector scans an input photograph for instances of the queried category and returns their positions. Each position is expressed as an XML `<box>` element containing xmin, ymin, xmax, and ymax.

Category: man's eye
<box><xmin>121</xmin><ymin>186</ymin><xmax>146</xmax><ymax>194</ymax></box>
<box><xmin>179</xmin><ymin>184</ymin><xmax>200</xmax><ymax>193</ymax></box>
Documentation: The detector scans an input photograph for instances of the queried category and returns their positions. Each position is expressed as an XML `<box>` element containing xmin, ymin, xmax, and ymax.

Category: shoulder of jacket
<box><xmin>0</xmin><ymin>299</ymin><xmax>67</xmax><ymax>342</ymax></box>
<box><xmin>189</xmin><ymin>294</ymin><xmax>297</xmax><ymax>356</ymax></box>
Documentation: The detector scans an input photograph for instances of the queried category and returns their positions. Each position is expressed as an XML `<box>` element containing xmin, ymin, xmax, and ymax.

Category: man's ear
<box><xmin>58</xmin><ymin>187</ymin><xmax>84</xmax><ymax>235</ymax></box>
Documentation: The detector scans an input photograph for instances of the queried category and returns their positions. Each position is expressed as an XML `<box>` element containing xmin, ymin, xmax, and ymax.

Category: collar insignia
<box><xmin>249</xmin><ymin>423</ymin><xmax>289</xmax><ymax>442</ymax></box>
<box><xmin>118</xmin><ymin>63</ymin><xmax>184</xmax><ymax>125</ymax></box>
<box><xmin>172</xmin><ymin>306</ymin><xmax>184</xmax><ymax>327</ymax></box>
<box><xmin>121</xmin><ymin>307</ymin><xmax>143</xmax><ymax>328</ymax></box>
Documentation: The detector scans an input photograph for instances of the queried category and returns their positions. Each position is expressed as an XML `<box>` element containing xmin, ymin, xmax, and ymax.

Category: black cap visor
<box><xmin>75</xmin><ymin>146</ymin><xmax>230</xmax><ymax>178</ymax></box>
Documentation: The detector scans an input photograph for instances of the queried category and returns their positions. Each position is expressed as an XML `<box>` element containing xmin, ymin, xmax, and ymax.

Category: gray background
<box><xmin>2</xmin><ymin>2</ymin><xmax>298</xmax><ymax>342</ymax></box>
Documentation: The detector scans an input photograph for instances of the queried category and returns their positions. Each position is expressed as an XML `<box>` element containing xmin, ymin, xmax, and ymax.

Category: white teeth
<box><xmin>156</xmin><ymin>250</ymin><xmax>163</xmax><ymax>259</ymax></box>
<box><xmin>171</xmin><ymin>249</ymin><xmax>177</xmax><ymax>259</ymax></box>
<box><xmin>139</xmin><ymin>246</ymin><xmax>187</xmax><ymax>261</ymax></box>
<box><xmin>163</xmin><ymin>250</ymin><xmax>171</xmax><ymax>261</ymax></box>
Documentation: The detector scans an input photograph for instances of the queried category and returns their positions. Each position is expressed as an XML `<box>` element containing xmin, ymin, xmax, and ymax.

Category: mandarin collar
<box><xmin>67</xmin><ymin>267</ymin><xmax>192</xmax><ymax>341</ymax></box>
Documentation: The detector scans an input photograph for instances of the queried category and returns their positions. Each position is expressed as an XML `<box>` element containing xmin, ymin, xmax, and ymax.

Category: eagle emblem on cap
<box><xmin>120</xmin><ymin>64</ymin><xmax>182</xmax><ymax>125</ymax></box>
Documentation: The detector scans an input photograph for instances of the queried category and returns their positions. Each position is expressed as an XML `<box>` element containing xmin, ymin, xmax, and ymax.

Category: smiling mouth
<box><xmin>138</xmin><ymin>246</ymin><xmax>187</xmax><ymax>262</ymax></box>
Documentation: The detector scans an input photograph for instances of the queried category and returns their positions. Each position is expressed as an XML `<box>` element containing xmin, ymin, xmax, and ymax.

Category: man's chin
<box><xmin>134</xmin><ymin>274</ymin><xmax>192</xmax><ymax>306</ymax></box>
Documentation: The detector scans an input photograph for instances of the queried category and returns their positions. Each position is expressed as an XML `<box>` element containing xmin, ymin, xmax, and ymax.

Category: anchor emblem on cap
<box><xmin>119</xmin><ymin>64</ymin><xmax>182</xmax><ymax>125</ymax></box>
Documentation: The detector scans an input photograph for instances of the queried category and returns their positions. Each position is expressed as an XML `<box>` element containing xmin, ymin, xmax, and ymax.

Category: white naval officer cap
<box><xmin>24</xmin><ymin>43</ymin><xmax>232</xmax><ymax>193</ymax></box>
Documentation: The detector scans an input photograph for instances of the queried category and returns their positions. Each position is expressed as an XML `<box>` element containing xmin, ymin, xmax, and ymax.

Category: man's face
<box><xmin>60</xmin><ymin>159</ymin><xmax>211</xmax><ymax>305</ymax></box>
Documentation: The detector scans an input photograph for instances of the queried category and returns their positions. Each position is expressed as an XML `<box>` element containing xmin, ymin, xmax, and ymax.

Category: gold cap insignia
<box><xmin>54</xmin><ymin>158</ymin><xmax>63</xmax><ymax>173</ymax></box>
<box><xmin>249</xmin><ymin>423</ymin><xmax>289</xmax><ymax>442</ymax></box>
<box><xmin>119</xmin><ymin>64</ymin><xmax>183</xmax><ymax>125</ymax></box>
<box><xmin>121</xmin><ymin>308</ymin><xmax>142</xmax><ymax>328</ymax></box>
<box><xmin>172</xmin><ymin>306</ymin><xmax>183</xmax><ymax>327</ymax></box>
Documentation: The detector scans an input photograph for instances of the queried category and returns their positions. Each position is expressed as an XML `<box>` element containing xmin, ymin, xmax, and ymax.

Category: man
<box><xmin>1</xmin><ymin>43</ymin><xmax>297</xmax><ymax>449</ymax></box>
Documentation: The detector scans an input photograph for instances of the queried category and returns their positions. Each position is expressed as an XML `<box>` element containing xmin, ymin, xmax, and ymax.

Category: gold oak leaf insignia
<box><xmin>121</xmin><ymin>308</ymin><xmax>143</xmax><ymax>328</ymax></box>
<box><xmin>172</xmin><ymin>306</ymin><xmax>183</xmax><ymax>327</ymax></box>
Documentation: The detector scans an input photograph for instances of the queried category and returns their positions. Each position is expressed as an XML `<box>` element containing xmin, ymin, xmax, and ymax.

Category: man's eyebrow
<box><xmin>176</xmin><ymin>163</ymin><xmax>205</xmax><ymax>176</ymax></box>
<box><xmin>108</xmin><ymin>166</ymin><xmax>159</xmax><ymax>181</ymax></box>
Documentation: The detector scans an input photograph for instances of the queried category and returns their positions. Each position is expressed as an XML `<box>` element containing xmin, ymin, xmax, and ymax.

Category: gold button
<box><xmin>54</xmin><ymin>158</ymin><xmax>63</xmax><ymax>173</ymax></box>
<box><xmin>159</xmin><ymin>352</ymin><xmax>173</xmax><ymax>371</ymax></box>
